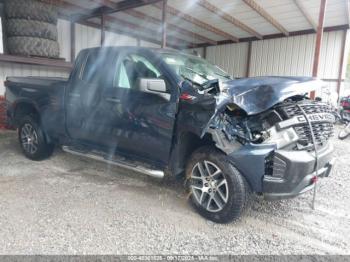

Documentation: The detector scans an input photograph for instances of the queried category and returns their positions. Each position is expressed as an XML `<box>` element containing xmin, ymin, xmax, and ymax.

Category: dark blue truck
<box><xmin>5</xmin><ymin>47</ymin><xmax>335</xmax><ymax>223</ymax></box>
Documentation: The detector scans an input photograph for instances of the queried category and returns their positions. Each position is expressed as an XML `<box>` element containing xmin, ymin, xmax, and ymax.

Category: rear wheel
<box><xmin>186</xmin><ymin>146</ymin><xmax>249</xmax><ymax>223</ymax></box>
<box><xmin>18</xmin><ymin>116</ymin><xmax>54</xmax><ymax>160</ymax></box>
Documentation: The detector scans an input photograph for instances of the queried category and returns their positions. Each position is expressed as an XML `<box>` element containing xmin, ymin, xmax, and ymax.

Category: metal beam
<box><xmin>196</xmin><ymin>0</ymin><xmax>262</xmax><ymax>39</ymax></box>
<box><xmin>55</xmin><ymin>0</ymin><xmax>185</xmax><ymax>48</ymax></box>
<box><xmin>80</xmin><ymin>20</ymin><xmax>183</xmax><ymax>49</ymax></box>
<box><xmin>73</xmin><ymin>0</ymin><xmax>163</xmax><ymax>21</ymax></box>
<box><xmin>346</xmin><ymin>0</ymin><xmax>350</xmax><ymax>26</ymax></box>
<box><xmin>243</xmin><ymin>0</ymin><xmax>289</xmax><ymax>36</ymax></box>
<box><xmin>0</xmin><ymin>54</ymin><xmax>72</xmax><ymax>69</ymax></box>
<box><xmin>188</xmin><ymin>24</ymin><xmax>349</xmax><ymax>48</ymax></box>
<box><xmin>311</xmin><ymin>0</ymin><xmax>327</xmax><ymax>99</ymax></box>
<box><xmin>104</xmin><ymin>15</ymin><xmax>191</xmax><ymax>47</ymax></box>
<box><xmin>246</xmin><ymin>41</ymin><xmax>252</xmax><ymax>77</ymax></box>
<box><xmin>293</xmin><ymin>0</ymin><xmax>317</xmax><ymax>31</ymax></box>
<box><xmin>124</xmin><ymin>9</ymin><xmax>217</xmax><ymax>45</ymax></box>
<box><xmin>161</xmin><ymin>0</ymin><xmax>167</xmax><ymax>48</ymax></box>
<box><xmin>92</xmin><ymin>0</ymin><xmax>117</xmax><ymax>9</ymax></box>
<box><xmin>203</xmin><ymin>47</ymin><xmax>207</xmax><ymax>59</ymax></box>
<box><xmin>136</xmin><ymin>37</ymin><xmax>141</xmax><ymax>47</ymax></box>
<box><xmin>101</xmin><ymin>14</ymin><xmax>105</xmax><ymax>46</ymax></box>
<box><xmin>70</xmin><ymin>22</ymin><xmax>75</xmax><ymax>62</ymax></box>
<box><xmin>337</xmin><ymin>29</ymin><xmax>348</xmax><ymax>99</ymax></box>
<box><xmin>154</xmin><ymin>3</ymin><xmax>239</xmax><ymax>42</ymax></box>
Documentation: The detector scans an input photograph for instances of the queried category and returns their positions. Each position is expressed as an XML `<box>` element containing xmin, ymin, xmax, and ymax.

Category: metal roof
<box><xmin>55</xmin><ymin>0</ymin><xmax>350</xmax><ymax>48</ymax></box>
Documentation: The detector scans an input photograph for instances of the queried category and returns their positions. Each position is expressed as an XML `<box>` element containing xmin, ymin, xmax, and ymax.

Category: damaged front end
<box><xmin>199</xmin><ymin>77</ymin><xmax>336</xmax><ymax>199</ymax></box>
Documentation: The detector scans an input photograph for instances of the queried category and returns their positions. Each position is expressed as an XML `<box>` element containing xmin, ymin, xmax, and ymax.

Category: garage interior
<box><xmin>0</xmin><ymin>0</ymin><xmax>350</xmax><ymax>255</ymax></box>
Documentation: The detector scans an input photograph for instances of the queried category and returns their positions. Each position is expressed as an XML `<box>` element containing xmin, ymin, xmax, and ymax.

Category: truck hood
<box><xmin>199</xmin><ymin>76</ymin><xmax>325</xmax><ymax>138</ymax></box>
<box><xmin>218</xmin><ymin>76</ymin><xmax>325</xmax><ymax>115</ymax></box>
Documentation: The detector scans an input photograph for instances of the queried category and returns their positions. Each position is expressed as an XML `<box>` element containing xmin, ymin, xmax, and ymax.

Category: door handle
<box><xmin>105</xmin><ymin>97</ymin><xmax>121</xmax><ymax>103</ymax></box>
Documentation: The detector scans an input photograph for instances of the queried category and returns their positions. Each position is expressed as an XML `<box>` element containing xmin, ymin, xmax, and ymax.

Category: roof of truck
<box><xmin>80</xmin><ymin>46</ymin><xmax>200</xmax><ymax>58</ymax></box>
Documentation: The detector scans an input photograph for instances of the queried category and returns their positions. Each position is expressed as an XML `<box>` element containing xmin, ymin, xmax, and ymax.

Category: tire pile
<box><xmin>3</xmin><ymin>0</ymin><xmax>60</xmax><ymax>58</ymax></box>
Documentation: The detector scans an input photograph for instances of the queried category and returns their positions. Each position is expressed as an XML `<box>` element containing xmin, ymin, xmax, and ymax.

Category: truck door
<box><xmin>65</xmin><ymin>50</ymin><xmax>117</xmax><ymax>144</ymax></box>
<box><xmin>102</xmin><ymin>50</ymin><xmax>178</xmax><ymax>165</ymax></box>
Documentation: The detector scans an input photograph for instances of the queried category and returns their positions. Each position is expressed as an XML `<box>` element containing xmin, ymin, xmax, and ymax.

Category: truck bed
<box><xmin>6</xmin><ymin>76</ymin><xmax>68</xmax><ymax>90</ymax></box>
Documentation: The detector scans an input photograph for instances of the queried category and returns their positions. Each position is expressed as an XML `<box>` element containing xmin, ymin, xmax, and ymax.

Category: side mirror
<box><xmin>138</xmin><ymin>78</ymin><xmax>167</xmax><ymax>93</ymax></box>
<box><xmin>137</xmin><ymin>78</ymin><xmax>170</xmax><ymax>100</ymax></box>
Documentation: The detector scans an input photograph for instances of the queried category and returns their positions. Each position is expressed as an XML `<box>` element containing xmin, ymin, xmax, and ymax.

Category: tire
<box><xmin>5</xmin><ymin>19</ymin><xmax>58</xmax><ymax>41</ymax></box>
<box><xmin>18</xmin><ymin>116</ymin><xmax>54</xmax><ymax>161</ymax></box>
<box><xmin>7</xmin><ymin>37</ymin><xmax>59</xmax><ymax>58</ymax></box>
<box><xmin>4</xmin><ymin>0</ymin><xmax>58</xmax><ymax>24</ymax></box>
<box><xmin>186</xmin><ymin>146</ymin><xmax>249</xmax><ymax>223</ymax></box>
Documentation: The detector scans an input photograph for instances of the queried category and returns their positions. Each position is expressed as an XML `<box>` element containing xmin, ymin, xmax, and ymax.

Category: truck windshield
<box><xmin>161</xmin><ymin>53</ymin><xmax>231</xmax><ymax>87</ymax></box>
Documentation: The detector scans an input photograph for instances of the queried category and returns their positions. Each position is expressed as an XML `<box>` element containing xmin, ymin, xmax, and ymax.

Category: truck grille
<box><xmin>279</xmin><ymin>102</ymin><xmax>334</xmax><ymax>146</ymax></box>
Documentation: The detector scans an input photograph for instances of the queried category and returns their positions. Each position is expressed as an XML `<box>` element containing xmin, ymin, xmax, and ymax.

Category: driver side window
<box><xmin>115</xmin><ymin>53</ymin><xmax>161</xmax><ymax>90</ymax></box>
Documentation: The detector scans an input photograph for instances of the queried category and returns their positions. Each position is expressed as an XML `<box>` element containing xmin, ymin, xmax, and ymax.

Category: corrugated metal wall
<box><xmin>249</xmin><ymin>30</ymin><xmax>344</xmax><ymax>79</ymax></box>
<box><xmin>196</xmin><ymin>31</ymin><xmax>345</xmax><ymax>80</ymax></box>
<box><xmin>206</xmin><ymin>42</ymin><xmax>249</xmax><ymax>78</ymax></box>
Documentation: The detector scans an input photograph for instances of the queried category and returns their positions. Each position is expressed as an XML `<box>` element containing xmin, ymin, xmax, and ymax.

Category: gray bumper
<box><xmin>263</xmin><ymin>142</ymin><xmax>334</xmax><ymax>200</ymax></box>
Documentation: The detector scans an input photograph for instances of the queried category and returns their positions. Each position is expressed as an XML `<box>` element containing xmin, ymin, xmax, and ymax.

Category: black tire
<box><xmin>18</xmin><ymin>116</ymin><xmax>54</xmax><ymax>161</ymax></box>
<box><xmin>4</xmin><ymin>0</ymin><xmax>58</xmax><ymax>24</ymax></box>
<box><xmin>186</xmin><ymin>146</ymin><xmax>249</xmax><ymax>223</ymax></box>
<box><xmin>5</xmin><ymin>19</ymin><xmax>58</xmax><ymax>41</ymax></box>
<box><xmin>7</xmin><ymin>37</ymin><xmax>59</xmax><ymax>58</ymax></box>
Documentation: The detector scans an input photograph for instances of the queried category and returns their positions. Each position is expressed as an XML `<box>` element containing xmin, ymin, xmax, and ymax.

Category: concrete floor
<box><xmin>0</xmin><ymin>128</ymin><xmax>349</xmax><ymax>255</ymax></box>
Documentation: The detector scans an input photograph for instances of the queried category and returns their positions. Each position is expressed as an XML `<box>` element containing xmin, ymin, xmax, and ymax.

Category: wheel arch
<box><xmin>14</xmin><ymin>101</ymin><xmax>53</xmax><ymax>144</ymax></box>
<box><xmin>168</xmin><ymin>130</ymin><xmax>217</xmax><ymax>176</ymax></box>
<box><xmin>14</xmin><ymin>100</ymin><xmax>40</xmax><ymax>124</ymax></box>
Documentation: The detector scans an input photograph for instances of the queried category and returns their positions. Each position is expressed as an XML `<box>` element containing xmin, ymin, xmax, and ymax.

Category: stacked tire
<box><xmin>3</xmin><ymin>0</ymin><xmax>60</xmax><ymax>58</ymax></box>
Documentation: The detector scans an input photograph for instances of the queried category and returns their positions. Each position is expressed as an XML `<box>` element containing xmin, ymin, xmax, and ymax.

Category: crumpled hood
<box><xmin>218</xmin><ymin>76</ymin><xmax>326</xmax><ymax>115</ymax></box>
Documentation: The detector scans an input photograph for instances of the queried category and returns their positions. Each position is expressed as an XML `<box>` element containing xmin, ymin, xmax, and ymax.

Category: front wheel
<box><xmin>186</xmin><ymin>146</ymin><xmax>249</xmax><ymax>223</ymax></box>
<box><xmin>18</xmin><ymin>116</ymin><xmax>54</xmax><ymax>160</ymax></box>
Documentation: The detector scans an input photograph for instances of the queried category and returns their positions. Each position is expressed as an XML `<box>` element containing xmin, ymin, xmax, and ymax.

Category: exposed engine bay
<box><xmin>193</xmin><ymin>77</ymin><xmax>336</xmax><ymax>156</ymax></box>
<box><xmin>208</xmin><ymin>95</ymin><xmax>335</xmax><ymax>155</ymax></box>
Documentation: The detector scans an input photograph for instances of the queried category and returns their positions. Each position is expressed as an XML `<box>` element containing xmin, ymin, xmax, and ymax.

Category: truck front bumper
<box><xmin>263</xmin><ymin>142</ymin><xmax>334</xmax><ymax>200</ymax></box>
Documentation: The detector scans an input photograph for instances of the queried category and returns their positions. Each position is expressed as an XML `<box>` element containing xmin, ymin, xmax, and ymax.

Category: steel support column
<box><xmin>70</xmin><ymin>22</ymin><xmax>76</xmax><ymax>62</ymax></box>
<box><xmin>137</xmin><ymin>37</ymin><xmax>141</xmax><ymax>47</ymax></box>
<box><xmin>101</xmin><ymin>14</ymin><xmax>106</xmax><ymax>46</ymax></box>
<box><xmin>311</xmin><ymin>0</ymin><xmax>327</xmax><ymax>99</ymax></box>
<box><xmin>336</xmin><ymin>29</ymin><xmax>348</xmax><ymax>100</ymax></box>
<box><xmin>246</xmin><ymin>41</ymin><xmax>252</xmax><ymax>77</ymax></box>
<box><xmin>161</xmin><ymin>0</ymin><xmax>167</xmax><ymax>48</ymax></box>
<box><xmin>203</xmin><ymin>47</ymin><xmax>207</xmax><ymax>59</ymax></box>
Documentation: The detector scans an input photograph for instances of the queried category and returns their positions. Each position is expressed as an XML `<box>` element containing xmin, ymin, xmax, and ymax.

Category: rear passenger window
<box><xmin>81</xmin><ymin>51</ymin><xmax>111</xmax><ymax>86</ymax></box>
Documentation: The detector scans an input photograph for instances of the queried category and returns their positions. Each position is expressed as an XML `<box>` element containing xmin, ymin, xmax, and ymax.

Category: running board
<box><xmin>62</xmin><ymin>146</ymin><xmax>164</xmax><ymax>179</ymax></box>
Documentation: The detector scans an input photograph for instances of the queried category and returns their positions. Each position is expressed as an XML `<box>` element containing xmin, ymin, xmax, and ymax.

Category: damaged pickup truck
<box><xmin>5</xmin><ymin>47</ymin><xmax>335</xmax><ymax>223</ymax></box>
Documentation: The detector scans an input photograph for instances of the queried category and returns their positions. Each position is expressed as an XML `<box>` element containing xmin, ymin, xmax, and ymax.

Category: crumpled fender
<box><xmin>200</xmin><ymin>76</ymin><xmax>326</xmax><ymax>138</ymax></box>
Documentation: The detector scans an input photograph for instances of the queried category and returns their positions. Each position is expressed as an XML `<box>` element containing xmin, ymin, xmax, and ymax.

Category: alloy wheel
<box><xmin>190</xmin><ymin>160</ymin><xmax>229</xmax><ymax>213</ymax></box>
<box><xmin>20</xmin><ymin>123</ymin><xmax>39</xmax><ymax>155</ymax></box>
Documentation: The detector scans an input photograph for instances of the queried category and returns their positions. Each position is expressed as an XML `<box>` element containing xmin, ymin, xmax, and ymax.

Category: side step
<box><xmin>62</xmin><ymin>146</ymin><xmax>164</xmax><ymax>179</ymax></box>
